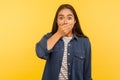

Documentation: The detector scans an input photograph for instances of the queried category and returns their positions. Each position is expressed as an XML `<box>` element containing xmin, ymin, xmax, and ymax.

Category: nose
<box><xmin>64</xmin><ymin>19</ymin><xmax>68</xmax><ymax>24</ymax></box>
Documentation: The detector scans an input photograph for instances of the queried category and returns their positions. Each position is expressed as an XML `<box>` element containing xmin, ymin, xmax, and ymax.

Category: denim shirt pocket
<box><xmin>72</xmin><ymin>50</ymin><xmax>86</xmax><ymax>74</ymax></box>
<box><xmin>74</xmin><ymin>51</ymin><xmax>85</xmax><ymax>60</ymax></box>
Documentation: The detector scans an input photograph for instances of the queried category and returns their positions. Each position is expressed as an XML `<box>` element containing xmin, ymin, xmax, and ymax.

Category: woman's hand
<box><xmin>57</xmin><ymin>24</ymin><xmax>73</xmax><ymax>37</ymax></box>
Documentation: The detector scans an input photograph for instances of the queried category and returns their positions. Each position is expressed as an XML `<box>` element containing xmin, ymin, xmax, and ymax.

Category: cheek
<box><xmin>57</xmin><ymin>20</ymin><xmax>64</xmax><ymax>26</ymax></box>
<box><xmin>69</xmin><ymin>22</ymin><xmax>76</xmax><ymax>29</ymax></box>
<box><xmin>68</xmin><ymin>21</ymin><xmax>75</xmax><ymax>27</ymax></box>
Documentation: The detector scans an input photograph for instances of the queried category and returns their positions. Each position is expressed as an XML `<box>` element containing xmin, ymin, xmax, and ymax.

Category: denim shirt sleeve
<box><xmin>83</xmin><ymin>38</ymin><xmax>92</xmax><ymax>80</ymax></box>
<box><xmin>35</xmin><ymin>33</ymin><xmax>53</xmax><ymax>60</ymax></box>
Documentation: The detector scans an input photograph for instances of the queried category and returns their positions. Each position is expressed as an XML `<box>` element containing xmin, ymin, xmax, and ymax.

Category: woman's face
<box><xmin>57</xmin><ymin>8</ymin><xmax>76</xmax><ymax>31</ymax></box>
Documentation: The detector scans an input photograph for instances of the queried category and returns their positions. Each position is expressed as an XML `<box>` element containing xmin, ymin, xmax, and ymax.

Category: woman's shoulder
<box><xmin>77</xmin><ymin>36</ymin><xmax>89</xmax><ymax>41</ymax></box>
<box><xmin>78</xmin><ymin>36</ymin><xmax>91</xmax><ymax>45</ymax></box>
<box><xmin>43</xmin><ymin>32</ymin><xmax>52</xmax><ymax>38</ymax></box>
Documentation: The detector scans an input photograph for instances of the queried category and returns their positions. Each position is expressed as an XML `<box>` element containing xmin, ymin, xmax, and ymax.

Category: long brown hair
<box><xmin>51</xmin><ymin>4</ymin><xmax>87</xmax><ymax>38</ymax></box>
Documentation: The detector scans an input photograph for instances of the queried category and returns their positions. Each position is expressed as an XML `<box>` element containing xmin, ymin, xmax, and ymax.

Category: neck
<box><xmin>65</xmin><ymin>32</ymin><xmax>73</xmax><ymax>37</ymax></box>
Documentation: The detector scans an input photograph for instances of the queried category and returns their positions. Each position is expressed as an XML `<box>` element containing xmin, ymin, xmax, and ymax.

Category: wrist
<box><xmin>56</xmin><ymin>31</ymin><xmax>63</xmax><ymax>38</ymax></box>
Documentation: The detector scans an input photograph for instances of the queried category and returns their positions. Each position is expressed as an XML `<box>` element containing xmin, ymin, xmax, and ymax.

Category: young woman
<box><xmin>36</xmin><ymin>4</ymin><xmax>92</xmax><ymax>80</ymax></box>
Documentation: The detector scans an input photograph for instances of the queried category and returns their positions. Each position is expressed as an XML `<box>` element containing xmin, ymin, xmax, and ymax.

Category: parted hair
<box><xmin>51</xmin><ymin>4</ymin><xmax>87</xmax><ymax>38</ymax></box>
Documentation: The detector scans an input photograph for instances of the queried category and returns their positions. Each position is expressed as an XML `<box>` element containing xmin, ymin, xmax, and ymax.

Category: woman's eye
<box><xmin>58</xmin><ymin>17</ymin><xmax>64</xmax><ymax>20</ymax></box>
<box><xmin>68</xmin><ymin>17</ymin><xmax>72</xmax><ymax>20</ymax></box>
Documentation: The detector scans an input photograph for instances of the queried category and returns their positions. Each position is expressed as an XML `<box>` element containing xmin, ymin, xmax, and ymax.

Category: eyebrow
<box><xmin>58</xmin><ymin>14</ymin><xmax>73</xmax><ymax>17</ymax></box>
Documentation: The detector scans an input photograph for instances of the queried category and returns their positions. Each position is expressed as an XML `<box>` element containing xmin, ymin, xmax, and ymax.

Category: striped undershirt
<box><xmin>58</xmin><ymin>36</ymin><xmax>72</xmax><ymax>80</ymax></box>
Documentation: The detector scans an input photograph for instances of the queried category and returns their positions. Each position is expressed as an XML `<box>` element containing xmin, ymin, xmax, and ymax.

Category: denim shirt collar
<box><xmin>60</xmin><ymin>34</ymin><xmax>78</xmax><ymax>41</ymax></box>
<box><xmin>73</xmin><ymin>34</ymin><xmax>79</xmax><ymax>40</ymax></box>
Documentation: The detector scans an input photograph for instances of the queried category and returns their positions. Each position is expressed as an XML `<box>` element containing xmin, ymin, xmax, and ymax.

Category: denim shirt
<box><xmin>36</xmin><ymin>33</ymin><xmax>92</xmax><ymax>80</ymax></box>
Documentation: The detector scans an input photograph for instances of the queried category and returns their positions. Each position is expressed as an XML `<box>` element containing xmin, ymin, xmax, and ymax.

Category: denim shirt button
<box><xmin>80</xmin><ymin>56</ymin><xmax>83</xmax><ymax>59</ymax></box>
<box><xmin>68</xmin><ymin>53</ymin><xmax>70</xmax><ymax>55</ymax></box>
<box><xmin>69</xmin><ymin>73</ymin><xmax>70</xmax><ymax>75</ymax></box>
<box><xmin>68</xmin><ymin>44</ymin><xmax>71</xmax><ymax>46</ymax></box>
<box><xmin>68</xmin><ymin>63</ymin><xmax>70</xmax><ymax>65</ymax></box>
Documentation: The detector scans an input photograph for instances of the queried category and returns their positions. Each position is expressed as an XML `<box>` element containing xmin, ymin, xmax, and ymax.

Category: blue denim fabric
<box><xmin>36</xmin><ymin>33</ymin><xmax>92</xmax><ymax>80</ymax></box>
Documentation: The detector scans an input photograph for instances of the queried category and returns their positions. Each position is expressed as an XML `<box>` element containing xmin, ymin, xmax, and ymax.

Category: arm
<box><xmin>47</xmin><ymin>32</ymin><xmax>62</xmax><ymax>50</ymax></box>
<box><xmin>83</xmin><ymin>38</ymin><xmax>92</xmax><ymax>80</ymax></box>
<box><xmin>35</xmin><ymin>32</ymin><xmax>62</xmax><ymax>60</ymax></box>
<box><xmin>36</xmin><ymin>24</ymin><xmax>73</xmax><ymax>60</ymax></box>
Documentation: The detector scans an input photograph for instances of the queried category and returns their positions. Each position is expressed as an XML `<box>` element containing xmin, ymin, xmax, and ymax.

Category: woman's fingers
<box><xmin>57</xmin><ymin>25</ymin><xmax>72</xmax><ymax>36</ymax></box>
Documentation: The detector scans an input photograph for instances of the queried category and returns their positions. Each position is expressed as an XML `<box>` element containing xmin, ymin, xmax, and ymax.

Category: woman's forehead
<box><xmin>58</xmin><ymin>8</ymin><xmax>74</xmax><ymax>16</ymax></box>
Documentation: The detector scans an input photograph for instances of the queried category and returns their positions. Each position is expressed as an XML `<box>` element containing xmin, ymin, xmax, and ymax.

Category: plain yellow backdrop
<box><xmin>0</xmin><ymin>0</ymin><xmax>120</xmax><ymax>80</ymax></box>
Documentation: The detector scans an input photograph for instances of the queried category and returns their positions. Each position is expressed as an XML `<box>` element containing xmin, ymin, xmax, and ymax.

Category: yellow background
<box><xmin>0</xmin><ymin>0</ymin><xmax>120</xmax><ymax>80</ymax></box>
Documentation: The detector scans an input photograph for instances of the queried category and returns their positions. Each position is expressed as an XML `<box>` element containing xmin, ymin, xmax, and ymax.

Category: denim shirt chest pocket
<box><xmin>72</xmin><ymin>47</ymin><xmax>86</xmax><ymax>73</ymax></box>
<box><xmin>74</xmin><ymin>50</ymin><xmax>85</xmax><ymax>60</ymax></box>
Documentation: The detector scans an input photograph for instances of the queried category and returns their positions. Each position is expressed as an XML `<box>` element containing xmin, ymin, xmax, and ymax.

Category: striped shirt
<box><xmin>58</xmin><ymin>36</ymin><xmax>72</xmax><ymax>80</ymax></box>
